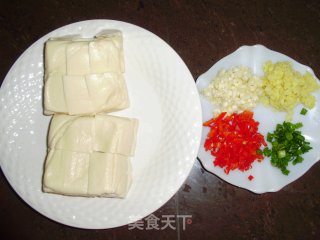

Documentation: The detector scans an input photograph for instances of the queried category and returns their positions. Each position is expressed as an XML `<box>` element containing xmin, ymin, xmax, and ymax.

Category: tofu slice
<box><xmin>87</xmin><ymin>152</ymin><xmax>131</xmax><ymax>197</ymax></box>
<box><xmin>48</xmin><ymin>114</ymin><xmax>138</xmax><ymax>156</ymax></box>
<box><xmin>44</xmin><ymin>40</ymin><xmax>67</xmax><ymax>74</ymax></box>
<box><xmin>43</xmin><ymin>114</ymin><xmax>138</xmax><ymax>197</ymax></box>
<box><xmin>93</xmin><ymin>115</ymin><xmax>138</xmax><ymax>156</ymax></box>
<box><xmin>44</xmin><ymin>72</ymin><xmax>68</xmax><ymax>115</ymax></box>
<box><xmin>43</xmin><ymin>150</ymin><xmax>131</xmax><ymax>197</ymax></box>
<box><xmin>85</xmin><ymin>73</ymin><xmax>129</xmax><ymax>113</ymax></box>
<box><xmin>66</xmin><ymin>41</ymin><xmax>91</xmax><ymax>75</ymax></box>
<box><xmin>63</xmin><ymin>75</ymin><xmax>94</xmax><ymax>115</ymax></box>
<box><xmin>94</xmin><ymin>30</ymin><xmax>125</xmax><ymax>73</ymax></box>
<box><xmin>43</xmin><ymin>149</ymin><xmax>90</xmax><ymax>196</ymax></box>
<box><xmin>89</xmin><ymin>36</ymin><xmax>124</xmax><ymax>73</ymax></box>
<box><xmin>52</xmin><ymin>115</ymin><xmax>94</xmax><ymax>153</ymax></box>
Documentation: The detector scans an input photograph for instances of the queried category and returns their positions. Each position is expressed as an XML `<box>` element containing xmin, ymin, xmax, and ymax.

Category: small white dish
<box><xmin>196</xmin><ymin>45</ymin><xmax>320</xmax><ymax>194</ymax></box>
<box><xmin>0</xmin><ymin>20</ymin><xmax>202</xmax><ymax>229</ymax></box>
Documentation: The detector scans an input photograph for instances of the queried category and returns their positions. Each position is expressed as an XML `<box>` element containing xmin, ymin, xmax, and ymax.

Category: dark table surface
<box><xmin>1</xmin><ymin>0</ymin><xmax>320</xmax><ymax>239</ymax></box>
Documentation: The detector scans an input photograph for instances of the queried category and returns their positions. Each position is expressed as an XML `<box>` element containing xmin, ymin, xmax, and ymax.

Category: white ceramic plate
<box><xmin>0</xmin><ymin>20</ymin><xmax>202</xmax><ymax>229</ymax></box>
<box><xmin>197</xmin><ymin>45</ymin><xmax>320</xmax><ymax>194</ymax></box>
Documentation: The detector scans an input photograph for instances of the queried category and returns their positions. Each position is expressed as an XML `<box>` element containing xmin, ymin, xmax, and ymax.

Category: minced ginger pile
<box><xmin>260</xmin><ymin>61</ymin><xmax>319</xmax><ymax>120</ymax></box>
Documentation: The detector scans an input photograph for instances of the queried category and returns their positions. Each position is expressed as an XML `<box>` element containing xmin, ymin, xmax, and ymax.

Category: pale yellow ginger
<box><xmin>261</xmin><ymin>61</ymin><xmax>319</xmax><ymax>120</ymax></box>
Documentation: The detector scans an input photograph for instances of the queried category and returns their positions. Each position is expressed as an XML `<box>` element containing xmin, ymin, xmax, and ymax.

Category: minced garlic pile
<box><xmin>202</xmin><ymin>66</ymin><xmax>262</xmax><ymax>116</ymax></box>
<box><xmin>261</xmin><ymin>61</ymin><xmax>319</xmax><ymax>120</ymax></box>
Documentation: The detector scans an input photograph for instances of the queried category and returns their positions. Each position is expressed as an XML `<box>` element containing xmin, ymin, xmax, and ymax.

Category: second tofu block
<box><xmin>43</xmin><ymin>114</ymin><xmax>139</xmax><ymax>197</ymax></box>
<box><xmin>44</xmin><ymin>31</ymin><xmax>129</xmax><ymax>115</ymax></box>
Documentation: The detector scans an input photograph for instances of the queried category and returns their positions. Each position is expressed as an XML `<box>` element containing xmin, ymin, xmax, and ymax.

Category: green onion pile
<box><xmin>263</xmin><ymin>121</ymin><xmax>312</xmax><ymax>175</ymax></box>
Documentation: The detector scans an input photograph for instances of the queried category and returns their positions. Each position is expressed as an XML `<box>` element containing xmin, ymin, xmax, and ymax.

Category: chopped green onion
<box><xmin>278</xmin><ymin>150</ymin><xmax>286</xmax><ymax>158</ymax></box>
<box><xmin>285</xmin><ymin>132</ymin><xmax>293</xmax><ymax>140</ymax></box>
<box><xmin>293</xmin><ymin>156</ymin><xmax>303</xmax><ymax>165</ymax></box>
<box><xmin>272</xmin><ymin>141</ymin><xmax>278</xmax><ymax>148</ymax></box>
<box><xmin>263</xmin><ymin>147</ymin><xmax>272</xmax><ymax>157</ymax></box>
<box><xmin>256</xmin><ymin>149</ymin><xmax>263</xmax><ymax>155</ymax></box>
<box><xmin>300</xmin><ymin>108</ymin><xmax>308</xmax><ymax>115</ymax></box>
<box><xmin>262</xmin><ymin>121</ymin><xmax>312</xmax><ymax>175</ymax></box>
<box><xmin>293</xmin><ymin>122</ymin><xmax>303</xmax><ymax>129</ymax></box>
<box><xmin>267</xmin><ymin>133</ymin><xmax>274</xmax><ymax>142</ymax></box>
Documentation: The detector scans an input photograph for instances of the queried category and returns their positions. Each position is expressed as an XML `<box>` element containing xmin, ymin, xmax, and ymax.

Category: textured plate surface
<box><xmin>197</xmin><ymin>45</ymin><xmax>320</xmax><ymax>194</ymax></box>
<box><xmin>0</xmin><ymin>20</ymin><xmax>202</xmax><ymax>229</ymax></box>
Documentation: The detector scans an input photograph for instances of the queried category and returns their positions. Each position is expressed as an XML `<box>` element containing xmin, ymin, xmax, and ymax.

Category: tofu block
<box><xmin>94</xmin><ymin>30</ymin><xmax>125</xmax><ymax>73</ymax></box>
<box><xmin>66</xmin><ymin>41</ymin><xmax>90</xmax><ymax>75</ymax></box>
<box><xmin>44</xmin><ymin>72</ymin><xmax>68</xmax><ymax>114</ymax></box>
<box><xmin>43</xmin><ymin>114</ymin><xmax>139</xmax><ymax>197</ymax></box>
<box><xmin>48</xmin><ymin>114</ymin><xmax>138</xmax><ymax>156</ymax></box>
<box><xmin>45</xmin><ymin>40</ymin><xmax>67</xmax><ymax>74</ymax></box>
<box><xmin>87</xmin><ymin>152</ymin><xmax>131</xmax><ymax>197</ymax></box>
<box><xmin>63</xmin><ymin>75</ymin><xmax>94</xmax><ymax>115</ymax></box>
<box><xmin>43</xmin><ymin>150</ymin><xmax>90</xmax><ymax>196</ymax></box>
<box><xmin>43</xmin><ymin>31</ymin><xmax>128</xmax><ymax>115</ymax></box>
<box><xmin>89</xmin><ymin>37</ymin><xmax>124</xmax><ymax>73</ymax></box>
<box><xmin>93</xmin><ymin>115</ymin><xmax>138</xmax><ymax>155</ymax></box>
<box><xmin>85</xmin><ymin>73</ymin><xmax>129</xmax><ymax>113</ymax></box>
<box><xmin>43</xmin><ymin>150</ymin><xmax>131</xmax><ymax>197</ymax></box>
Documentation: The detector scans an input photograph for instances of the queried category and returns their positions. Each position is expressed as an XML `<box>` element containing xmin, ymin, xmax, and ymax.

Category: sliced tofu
<box><xmin>66</xmin><ymin>41</ymin><xmax>91</xmax><ymax>75</ymax></box>
<box><xmin>89</xmin><ymin>37</ymin><xmax>124</xmax><ymax>73</ymax></box>
<box><xmin>48</xmin><ymin>114</ymin><xmax>138</xmax><ymax>156</ymax></box>
<box><xmin>95</xmin><ymin>30</ymin><xmax>125</xmax><ymax>73</ymax></box>
<box><xmin>87</xmin><ymin>152</ymin><xmax>131</xmax><ymax>197</ymax></box>
<box><xmin>44</xmin><ymin>72</ymin><xmax>68</xmax><ymax>115</ymax></box>
<box><xmin>43</xmin><ymin>31</ymin><xmax>128</xmax><ymax>115</ymax></box>
<box><xmin>47</xmin><ymin>114</ymin><xmax>77</xmax><ymax>148</ymax></box>
<box><xmin>84</xmin><ymin>73</ymin><xmax>129</xmax><ymax>113</ymax></box>
<box><xmin>44</xmin><ymin>40</ymin><xmax>67</xmax><ymax>74</ymax></box>
<box><xmin>52</xmin><ymin>116</ymin><xmax>94</xmax><ymax>153</ymax></box>
<box><xmin>43</xmin><ymin>149</ymin><xmax>90</xmax><ymax>196</ymax></box>
<box><xmin>43</xmin><ymin>114</ymin><xmax>138</xmax><ymax>197</ymax></box>
<box><xmin>43</xmin><ymin>150</ymin><xmax>131</xmax><ymax>197</ymax></box>
<box><xmin>63</xmin><ymin>75</ymin><xmax>94</xmax><ymax>115</ymax></box>
<box><xmin>93</xmin><ymin>115</ymin><xmax>138</xmax><ymax>156</ymax></box>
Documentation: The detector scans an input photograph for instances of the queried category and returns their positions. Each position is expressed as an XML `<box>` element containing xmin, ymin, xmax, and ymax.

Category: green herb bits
<box><xmin>263</xmin><ymin>121</ymin><xmax>312</xmax><ymax>175</ymax></box>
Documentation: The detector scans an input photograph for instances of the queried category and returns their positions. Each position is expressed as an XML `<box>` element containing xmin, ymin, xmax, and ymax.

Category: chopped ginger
<box><xmin>260</xmin><ymin>61</ymin><xmax>319</xmax><ymax>120</ymax></box>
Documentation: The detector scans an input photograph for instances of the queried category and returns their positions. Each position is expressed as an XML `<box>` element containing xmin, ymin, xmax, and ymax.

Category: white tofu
<box><xmin>85</xmin><ymin>73</ymin><xmax>129</xmax><ymax>113</ymax></box>
<box><xmin>43</xmin><ymin>150</ymin><xmax>131</xmax><ymax>197</ymax></box>
<box><xmin>44</xmin><ymin>72</ymin><xmax>68</xmax><ymax>115</ymax></box>
<box><xmin>66</xmin><ymin>41</ymin><xmax>91</xmax><ymax>75</ymax></box>
<box><xmin>45</xmin><ymin>73</ymin><xmax>129</xmax><ymax>115</ymax></box>
<box><xmin>43</xmin><ymin>31</ymin><xmax>128</xmax><ymax>115</ymax></box>
<box><xmin>43</xmin><ymin>114</ymin><xmax>138</xmax><ymax>197</ymax></box>
<box><xmin>43</xmin><ymin>149</ymin><xmax>90</xmax><ymax>196</ymax></box>
<box><xmin>48</xmin><ymin>114</ymin><xmax>138</xmax><ymax>156</ymax></box>
<box><xmin>93</xmin><ymin>115</ymin><xmax>138</xmax><ymax>156</ymax></box>
<box><xmin>45</xmin><ymin>40</ymin><xmax>67</xmax><ymax>74</ymax></box>
<box><xmin>94</xmin><ymin>30</ymin><xmax>125</xmax><ymax>73</ymax></box>
<box><xmin>87</xmin><ymin>152</ymin><xmax>131</xmax><ymax>197</ymax></box>
<box><xmin>63</xmin><ymin>75</ymin><xmax>94</xmax><ymax>115</ymax></box>
<box><xmin>89</xmin><ymin>37</ymin><xmax>124</xmax><ymax>73</ymax></box>
<box><xmin>52</xmin><ymin>116</ymin><xmax>94</xmax><ymax>153</ymax></box>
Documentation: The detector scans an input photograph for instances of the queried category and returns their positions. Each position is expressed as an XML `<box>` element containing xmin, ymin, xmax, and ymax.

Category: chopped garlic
<box><xmin>202</xmin><ymin>66</ymin><xmax>262</xmax><ymax>116</ymax></box>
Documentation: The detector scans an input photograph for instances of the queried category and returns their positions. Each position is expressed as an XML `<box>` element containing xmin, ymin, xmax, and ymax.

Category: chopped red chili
<box><xmin>248</xmin><ymin>175</ymin><xmax>254</xmax><ymax>181</ymax></box>
<box><xmin>203</xmin><ymin>111</ymin><xmax>266</xmax><ymax>174</ymax></box>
